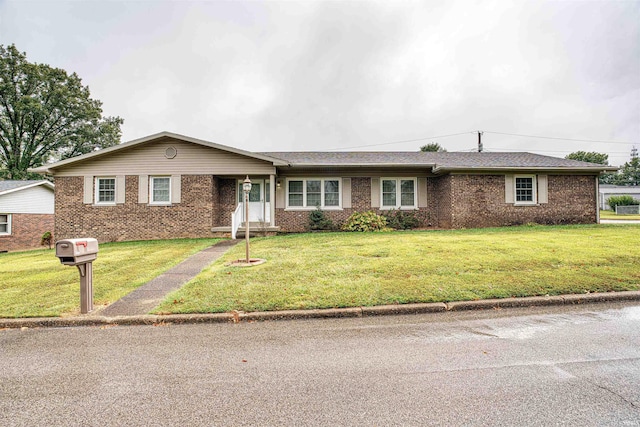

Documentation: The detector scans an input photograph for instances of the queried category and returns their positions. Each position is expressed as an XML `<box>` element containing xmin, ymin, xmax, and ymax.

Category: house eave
<box><xmin>431</xmin><ymin>166</ymin><xmax>619</xmax><ymax>174</ymax></box>
<box><xmin>0</xmin><ymin>180</ymin><xmax>54</xmax><ymax>196</ymax></box>
<box><xmin>30</xmin><ymin>131</ymin><xmax>288</xmax><ymax>173</ymax></box>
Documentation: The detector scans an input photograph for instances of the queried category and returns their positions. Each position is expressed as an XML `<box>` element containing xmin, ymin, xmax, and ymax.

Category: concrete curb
<box><xmin>2</xmin><ymin>290</ymin><xmax>640</xmax><ymax>329</ymax></box>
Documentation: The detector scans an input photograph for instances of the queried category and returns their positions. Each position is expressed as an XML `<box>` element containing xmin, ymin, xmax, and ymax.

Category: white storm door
<box><xmin>239</xmin><ymin>179</ymin><xmax>270</xmax><ymax>223</ymax></box>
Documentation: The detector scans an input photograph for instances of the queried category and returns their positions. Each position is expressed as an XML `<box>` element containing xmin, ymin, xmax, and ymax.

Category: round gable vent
<box><xmin>165</xmin><ymin>146</ymin><xmax>177</xmax><ymax>159</ymax></box>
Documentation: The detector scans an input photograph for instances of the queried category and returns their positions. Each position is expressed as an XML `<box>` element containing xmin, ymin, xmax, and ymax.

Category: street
<box><xmin>2</xmin><ymin>302</ymin><xmax>640</xmax><ymax>426</ymax></box>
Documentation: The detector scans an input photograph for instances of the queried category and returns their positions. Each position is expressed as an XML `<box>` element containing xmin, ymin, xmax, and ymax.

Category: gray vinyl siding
<box><xmin>53</xmin><ymin>139</ymin><xmax>277</xmax><ymax>177</ymax></box>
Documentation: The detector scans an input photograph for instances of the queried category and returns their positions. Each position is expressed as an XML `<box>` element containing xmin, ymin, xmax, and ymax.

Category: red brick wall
<box><xmin>55</xmin><ymin>175</ymin><xmax>221</xmax><ymax>242</ymax></box>
<box><xmin>0</xmin><ymin>213</ymin><xmax>55</xmax><ymax>252</ymax></box>
<box><xmin>275</xmin><ymin>177</ymin><xmax>433</xmax><ymax>232</ymax></box>
<box><xmin>449</xmin><ymin>174</ymin><xmax>597</xmax><ymax>228</ymax></box>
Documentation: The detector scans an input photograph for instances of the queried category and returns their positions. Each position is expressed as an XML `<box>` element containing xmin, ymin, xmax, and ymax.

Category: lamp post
<box><xmin>242</xmin><ymin>176</ymin><xmax>252</xmax><ymax>264</ymax></box>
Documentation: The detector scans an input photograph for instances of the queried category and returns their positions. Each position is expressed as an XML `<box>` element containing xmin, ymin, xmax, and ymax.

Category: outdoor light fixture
<box><xmin>243</xmin><ymin>176</ymin><xmax>252</xmax><ymax>263</ymax></box>
<box><xmin>276</xmin><ymin>180</ymin><xmax>281</xmax><ymax>189</ymax></box>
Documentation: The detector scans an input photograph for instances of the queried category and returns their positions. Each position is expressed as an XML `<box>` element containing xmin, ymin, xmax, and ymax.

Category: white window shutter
<box><xmin>538</xmin><ymin>175</ymin><xmax>548</xmax><ymax>204</ymax></box>
<box><xmin>342</xmin><ymin>178</ymin><xmax>352</xmax><ymax>208</ymax></box>
<box><xmin>83</xmin><ymin>176</ymin><xmax>93</xmax><ymax>204</ymax></box>
<box><xmin>371</xmin><ymin>178</ymin><xmax>380</xmax><ymax>208</ymax></box>
<box><xmin>116</xmin><ymin>175</ymin><xmax>126</xmax><ymax>204</ymax></box>
<box><xmin>138</xmin><ymin>175</ymin><xmax>149</xmax><ymax>204</ymax></box>
<box><xmin>171</xmin><ymin>175</ymin><xmax>181</xmax><ymax>203</ymax></box>
<box><xmin>505</xmin><ymin>175</ymin><xmax>514</xmax><ymax>203</ymax></box>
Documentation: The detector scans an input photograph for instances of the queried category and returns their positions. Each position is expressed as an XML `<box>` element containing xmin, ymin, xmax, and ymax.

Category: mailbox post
<box><xmin>55</xmin><ymin>238</ymin><xmax>98</xmax><ymax>314</ymax></box>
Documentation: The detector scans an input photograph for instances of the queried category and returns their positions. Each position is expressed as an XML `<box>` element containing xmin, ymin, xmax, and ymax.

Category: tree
<box><xmin>565</xmin><ymin>151</ymin><xmax>609</xmax><ymax>165</ymax></box>
<box><xmin>0</xmin><ymin>44</ymin><xmax>123</xmax><ymax>179</ymax></box>
<box><xmin>420</xmin><ymin>142</ymin><xmax>446</xmax><ymax>152</ymax></box>
<box><xmin>564</xmin><ymin>151</ymin><xmax>620</xmax><ymax>185</ymax></box>
<box><xmin>615</xmin><ymin>157</ymin><xmax>640</xmax><ymax>186</ymax></box>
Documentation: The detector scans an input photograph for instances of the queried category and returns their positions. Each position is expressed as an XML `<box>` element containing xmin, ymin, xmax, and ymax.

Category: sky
<box><xmin>1</xmin><ymin>0</ymin><xmax>639</xmax><ymax>166</ymax></box>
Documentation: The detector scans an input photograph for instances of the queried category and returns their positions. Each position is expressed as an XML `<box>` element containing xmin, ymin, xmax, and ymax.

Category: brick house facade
<box><xmin>32</xmin><ymin>132</ymin><xmax>613</xmax><ymax>242</ymax></box>
<box><xmin>0</xmin><ymin>181</ymin><xmax>55</xmax><ymax>252</ymax></box>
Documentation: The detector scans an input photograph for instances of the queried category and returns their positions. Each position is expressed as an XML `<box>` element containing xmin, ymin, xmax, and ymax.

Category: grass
<box><xmin>600</xmin><ymin>210</ymin><xmax>640</xmax><ymax>220</ymax></box>
<box><xmin>0</xmin><ymin>238</ymin><xmax>220</xmax><ymax>318</ymax></box>
<box><xmin>155</xmin><ymin>224</ymin><xmax>640</xmax><ymax>315</ymax></box>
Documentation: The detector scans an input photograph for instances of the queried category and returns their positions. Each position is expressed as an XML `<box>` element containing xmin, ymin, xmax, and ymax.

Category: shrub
<box><xmin>386</xmin><ymin>209</ymin><xmax>421</xmax><ymax>230</ymax></box>
<box><xmin>607</xmin><ymin>195</ymin><xmax>638</xmax><ymax>210</ymax></box>
<box><xmin>40</xmin><ymin>231</ymin><xmax>53</xmax><ymax>249</ymax></box>
<box><xmin>308</xmin><ymin>206</ymin><xmax>334</xmax><ymax>231</ymax></box>
<box><xmin>341</xmin><ymin>211</ymin><xmax>389</xmax><ymax>232</ymax></box>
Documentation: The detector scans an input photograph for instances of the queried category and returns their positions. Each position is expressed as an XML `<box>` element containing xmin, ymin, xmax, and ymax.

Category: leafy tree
<box><xmin>615</xmin><ymin>157</ymin><xmax>640</xmax><ymax>186</ymax></box>
<box><xmin>0</xmin><ymin>44</ymin><xmax>123</xmax><ymax>179</ymax></box>
<box><xmin>565</xmin><ymin>151</ymin><xmax>609</xmax><ymax>165</ymax></box>
<box><xmin>420</xmin><ymin>142</ymin><xmax>446</xmax><ymax>152</ymax></box>
<box><xmin>564</xmin><ymin>151</ymin><xmax>621</xmax><ymax>185</ymax></box>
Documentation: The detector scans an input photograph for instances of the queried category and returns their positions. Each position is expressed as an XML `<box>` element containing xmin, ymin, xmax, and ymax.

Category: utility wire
<box><xmin>325</xmin><ymin>131</ymin><xmax>472</xmax><ymax>151</ymax></box>
<box><xmin>483</xmin><ymin>131</ymin><xmax>634</xmax><ymax>145</ymax></box>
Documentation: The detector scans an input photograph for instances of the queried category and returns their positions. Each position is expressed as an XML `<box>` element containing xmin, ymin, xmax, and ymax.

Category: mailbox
<box><xmin>55</xmin><ymin>238</ymin><xmax>99</xmax><ymax>265</ymax></box>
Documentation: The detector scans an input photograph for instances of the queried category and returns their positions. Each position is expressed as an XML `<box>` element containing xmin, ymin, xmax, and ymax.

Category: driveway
<box><xmin>2</xmin><ymin>302</ymin><xmax>640</xmax><ymax>426</ymax></box>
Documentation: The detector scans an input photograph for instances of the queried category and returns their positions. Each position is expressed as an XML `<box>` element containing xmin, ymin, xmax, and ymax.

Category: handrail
<box><xmin>231</xmin><ymin>203</ymin><xmax>243</xmax><ymax>239</ymax></box>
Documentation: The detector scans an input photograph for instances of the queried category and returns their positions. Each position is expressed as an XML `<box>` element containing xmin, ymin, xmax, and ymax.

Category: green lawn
<box><xmin>600</xmin><ymin>210</ymin><xmax>640</xmax><ymax>220</ymax></box>
<box><xmin>155</xmin><ymin>224</ymin><xmax>640</xmax><ymax>314</ymax></box>
<box><xmin>0</xmin><ymin>238</ymin><xmax>220</xmax><ymax>318</ymax></box>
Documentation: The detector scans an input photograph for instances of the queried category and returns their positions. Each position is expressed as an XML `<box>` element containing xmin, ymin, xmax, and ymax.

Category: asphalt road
<box><xmin>2</xmin><ymin>302</ymin><xmax>640</xmax><ymax>426</ymax></box>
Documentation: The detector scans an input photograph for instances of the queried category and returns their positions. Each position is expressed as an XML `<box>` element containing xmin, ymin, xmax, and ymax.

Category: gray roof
<box><xmin>259</xmin><ymin>151</ymin><xmax>616</xmax><ymax>172</ymax></box>
<box><xmin>0</xmin><ymin>180</ymin><xmax>54</xmax><ymax>194</ymax></box>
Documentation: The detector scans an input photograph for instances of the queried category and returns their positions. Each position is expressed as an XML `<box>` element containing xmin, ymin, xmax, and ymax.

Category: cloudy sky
<box><xmin>1</xmin><ymin>0</ymin><xmax>638</xmax><ymax>166</ymax></box>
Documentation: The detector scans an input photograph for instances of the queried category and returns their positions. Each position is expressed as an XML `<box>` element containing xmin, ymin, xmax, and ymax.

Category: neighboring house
<box><xmin>599</xmin><ymin>185</ymin><xmax>640</xmax><ymax>210</ymax></box>
<box><xmin>0</xmin><ymin>180</ymin><xmax>55</xmax><ymax>252</ymax></box>
<box><xmin>31</xmin><ymin>132</ymin><xmax>615</xmax><ymax>242</ymax></box>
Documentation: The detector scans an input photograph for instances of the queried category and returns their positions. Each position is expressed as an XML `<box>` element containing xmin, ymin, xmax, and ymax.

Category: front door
<box><xmin>238</xmin><ymin>179</ymin><xmax>270</xmax><ymax>223</ymax></box>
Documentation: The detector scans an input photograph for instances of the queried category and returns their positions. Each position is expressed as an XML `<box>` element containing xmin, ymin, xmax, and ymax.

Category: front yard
<box><xmin>2</xmin><ymin>225</ymin><xmax>638</xmax><ymax>318</ymax></box>
<box><xmin>0</xmin><ymin>239</ymin><xmax>220</xmax><ymax>317</ymax></box>
<box><xmin>154</xmin><ymin>224</ymin><xmax>640</xmax><ymax>314</ymax></box>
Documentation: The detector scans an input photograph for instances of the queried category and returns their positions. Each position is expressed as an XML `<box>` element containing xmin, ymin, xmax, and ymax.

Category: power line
<box><xmin>483</xmin><ymin>131</ymin><xmax>634</xmax><ymax>145</ymax></box>
<box><xmin>325</xmin><ymin>131</ymin><xmax>472</xmax><ymax>151</ymax></box>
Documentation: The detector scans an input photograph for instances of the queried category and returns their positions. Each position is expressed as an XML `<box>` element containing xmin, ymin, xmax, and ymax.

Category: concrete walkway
<box><xmin>98</xmin><ymin>240</ymin><xmax>239</xmax><ymax>317</ymax></box>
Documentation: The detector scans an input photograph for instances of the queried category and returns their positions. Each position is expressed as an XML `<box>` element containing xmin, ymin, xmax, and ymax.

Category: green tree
<box><xmin>0</xmin><ymin>44</ymin><xmax>123</xmax><ymax>179</ymax></box>
<box><xmin>565</xmin><ymin>151</ymin><xmax>609</xmax><ymax>165</ymax></box>
<box><xmin>615</xmin><ymin>157</ymin><xmax>640</xmax><ymax>186</ymax></box>
<box><xmin>420</xmin><ymin>142</ymin><xmax>446</xmax><ymax>152</ymax></box>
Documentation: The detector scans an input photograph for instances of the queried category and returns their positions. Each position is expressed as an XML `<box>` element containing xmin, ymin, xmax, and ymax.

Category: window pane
<box><xmin>382</xmin><ymin>179</ymin><xmax>396</xmax><ymax>206</ymax></box>
<box><xmin>307</xmin><ymin>193</ymin><xmax>321</xmax><ymax>207</ymax></box>
<box><xmin>325</xmin><ymin>193</ymin><xmax>339</xmax><ymax>206</ymax></box>
<box><xmin>289</xmin><ymin>181</ymin><xmax>303</xmax><ymax>206</ymax></box>
<box><xmin>324</xmin><ymin>180</ymin><xmax>339</xmax><ymax>206</ymax></box>
<box><xmin>383</xmin><ymin>193</ymin><xmax>396</xmax><ymax>206</ymax></box>
<box><xmin>98</xmin><ymin>178</ymin><xmax>115</xmax><ymax>202</ymax></box>
<box><xmin>515</xmin><ymin>177</ymin><xmax>533</xmax><ymax>202</ymax></box>
<box><xmin>400</xmin><ymin>180</ymin><xmax>415</xmax><ymax>206</ymax></box>
<box><xmin>382</xmin><ymin>180</ymin><xmax>396</xmax><ymax>193</ymax></box>
<box><xmin>0</xmin><ymin>214</ymin><xmax>7</xmax><ymax>223</ymax></box>
<box><xmin>289</xmin><ymin>194</ymin><xmax>303</xmax><ymax>206</ymax></box>
<box><xmin>289</xmin><ymin>181</ymin><xmax>303</xmax><ymax>193</ymax></box>
<box><xmin>306</xmin><ymin>180</ymin><xmax>321</xmax><ymax>193</ymax></box>
<box><xmin>249</xmin><ymin>183</ymin><xmax>261</xmax><ymax>202</ymax></box>
<box><xmin>306</xmin><ymin>180</ymin><xmax>321</xmax><ymax>207</ymax></box>
<box><xmin>152</xmin><ymin>177</ymin><xmax>170</xmax><ymax>202</ymax></box>
<box><xmin>265</xmin><ymin>182</ymin><xmax>270</xmax><ymax>203</ymax></box>
<box><xmin>0</xmin><ymin>224</ymin><xmax>6</xmax><ymax>233</ymax></box>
